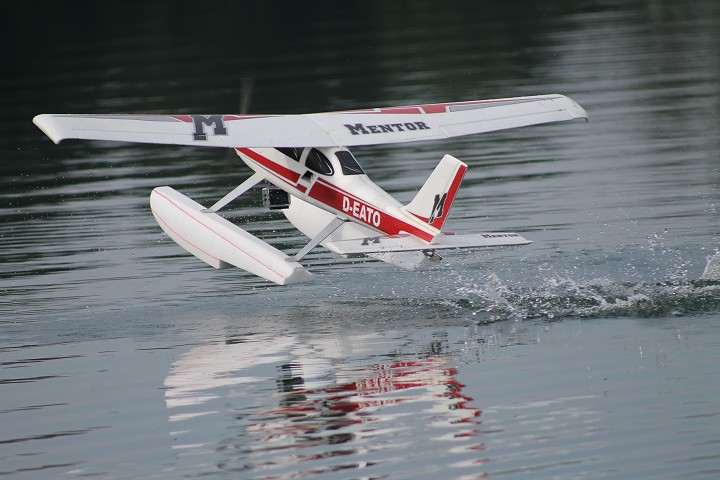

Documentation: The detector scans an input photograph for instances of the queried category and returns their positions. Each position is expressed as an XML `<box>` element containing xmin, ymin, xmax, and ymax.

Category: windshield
<box><xmin>305</xmin><ymin>148</ymin><xmax>334</xmax><ymax>176</ymax></box>
<box><xmin>336</xmin><ymin>150</ymin><xmax>365</xmax><ymax>175</ymax></box>
<box><xmin>275</xmin><ymin>147</ymin><xmax>303</xmax><ymax>161</ymax></box>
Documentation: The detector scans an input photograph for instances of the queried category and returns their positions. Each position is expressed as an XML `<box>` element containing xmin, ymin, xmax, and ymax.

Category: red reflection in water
<box><xmin>249</xmin><ymin>356</ymin><xmax>482</xmax><ymax>447</ymax></box>
<box><xmin>165</xmin><ymin>337</ymin><xmax>487</xmax><ymax>477</ymax></box>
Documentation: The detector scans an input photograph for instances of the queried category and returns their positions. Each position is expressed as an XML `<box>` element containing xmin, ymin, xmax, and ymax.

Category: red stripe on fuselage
<box><xmin>310</xmin><ymin>179</ymin><xmax>435</xmax><ymax>242</ymax></box>
<box><xmin>237</xmin><ymin>148</ymin><xmax>301</xmax><ymax>184</ymax></box>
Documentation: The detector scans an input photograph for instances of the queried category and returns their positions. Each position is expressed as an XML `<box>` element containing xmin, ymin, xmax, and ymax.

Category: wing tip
<box><xmin>33</xmin><ymin>114</ymin><xmax>65</xmax><ymax>144</ymax></box>
<box><xmin>552</xmin><ymin>94</ymin><xmax>589</xmax><ymax>121</ymax></box>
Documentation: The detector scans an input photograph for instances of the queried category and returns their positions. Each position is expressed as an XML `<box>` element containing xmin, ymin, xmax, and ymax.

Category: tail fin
<box><xmin>402</xmin><ymin>154</ymin><xmax>467</xmax><ymax>231</ymax></box>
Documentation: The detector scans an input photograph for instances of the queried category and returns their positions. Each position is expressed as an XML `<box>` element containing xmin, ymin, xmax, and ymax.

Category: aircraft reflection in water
<box><xmin>164</xmin><ymin>334</ymin><xmax>484</xmax><ymax>477</ymax></box>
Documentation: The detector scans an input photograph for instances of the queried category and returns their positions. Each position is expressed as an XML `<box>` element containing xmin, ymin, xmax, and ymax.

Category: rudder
<box><xmin>403</xmin><ymin>154</ymin><xmax>467</xmax><ymax>230</ymax></box>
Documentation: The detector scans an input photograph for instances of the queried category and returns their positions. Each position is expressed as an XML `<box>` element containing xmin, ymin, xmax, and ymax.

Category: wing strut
<box><xmin>293</xmin><ymin>217</ymin><xmax>346</xmax><ymax>262</ymax></box>
<box><xmin>205</xmin><ymin>173</ymin><xmax>263</xmax><ymax>213</ymax></box>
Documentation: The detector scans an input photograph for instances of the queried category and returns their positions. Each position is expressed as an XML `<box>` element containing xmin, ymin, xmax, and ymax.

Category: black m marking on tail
<box><xmin>429</xmin><ymin>193</ymin><xmax>447</xmax><ymax>224</ymax></box>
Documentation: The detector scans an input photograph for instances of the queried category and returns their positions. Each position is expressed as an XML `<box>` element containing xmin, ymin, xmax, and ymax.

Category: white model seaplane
<box><xmin>33</xmin><ymin>94</ymin><xmax>587</xmax><ymax>285</ymax></box>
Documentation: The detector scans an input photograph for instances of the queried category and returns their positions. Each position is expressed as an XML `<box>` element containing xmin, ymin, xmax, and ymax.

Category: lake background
<box><xmin>2</xmin><ymin>1</ymin><xmax>720</xmax><ymax>478</ymax></box>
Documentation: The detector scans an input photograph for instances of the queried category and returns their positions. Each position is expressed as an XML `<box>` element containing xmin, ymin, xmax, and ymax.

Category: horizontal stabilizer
<box><xmin>326</xmin><ymin>232</ymin><xmax>531</xmax><ymax>257</ymax></box>
<box><xmin>150</xmin><ymin>187</ymin><xmax>313</xmax><ymax>285</ymax></box>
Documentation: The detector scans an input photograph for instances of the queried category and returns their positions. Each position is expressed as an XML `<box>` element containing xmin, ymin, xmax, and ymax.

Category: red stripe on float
<box><xmin>153</xmin><ymin>189</ymin><xmax>286</xmax><ymax>281</ymax></box>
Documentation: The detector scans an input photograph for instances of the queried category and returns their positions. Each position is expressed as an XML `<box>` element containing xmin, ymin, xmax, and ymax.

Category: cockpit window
<box><xmin>305</xmin><ymin>148</ymin><xmax>334</xmax><ymax>176</ymax></box>
<box><xmin>276</xmin><ymin>147</ymin><xmax>303</xmax><ymax>161</ymax></box>
<box><xmin>336</xmin><ymin>150</ymin><xmax>365</xmax><ymax>175</ymax></box>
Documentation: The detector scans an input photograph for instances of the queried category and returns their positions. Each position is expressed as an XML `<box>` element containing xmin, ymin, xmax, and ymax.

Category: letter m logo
<box><xmin>191</xmin><ymin>115</ymin><xmax>228</xmax><ymax>141</ymax></box>
<box><xmin>344</xmin><ymin>123</ymin><xmax>369</xmax><ymax>136</ymax></box>
<box><xmin>361</xmin><ymin>236</ymin><xmax>381</xmax><ymax>246</ymax></box>
<box><xmin>429</xmin><ymin>193</ymin><xmax>447</xmax><ymax>224</ymax></box>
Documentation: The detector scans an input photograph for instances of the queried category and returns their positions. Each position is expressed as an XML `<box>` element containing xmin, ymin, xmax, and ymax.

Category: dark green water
<box><xmin>2</xmin><ymin>2</ymin><xmax>720</xmax><ymax>478</ymax></box>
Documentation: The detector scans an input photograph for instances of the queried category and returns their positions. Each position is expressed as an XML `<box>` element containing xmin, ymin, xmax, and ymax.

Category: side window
<box><xmin>276</xmin><ymin>147</ymin><xmax>303</xmax><ymax>161</ymax></box>
<box><xmin>305</xmin><ymin>148</ymin><xmax>334</xmax><ymax>176</ymax></box>
<box><xmin>336</xmin><ymin>150</ymin><xmax>365</xmax><ymax>175</ymax></box>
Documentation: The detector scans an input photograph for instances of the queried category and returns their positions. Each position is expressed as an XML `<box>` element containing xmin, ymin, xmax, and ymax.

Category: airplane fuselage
<box><xmin>236</xmin><ymin>147</ymin><xmax>441</xmax><ymax>243</ymax></box>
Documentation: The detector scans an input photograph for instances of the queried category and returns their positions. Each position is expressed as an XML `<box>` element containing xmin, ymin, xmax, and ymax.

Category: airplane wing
<box><xmin>33</xmin><ymin>94</ymin><xmax>587</xmax><ymax>148</ymax></box>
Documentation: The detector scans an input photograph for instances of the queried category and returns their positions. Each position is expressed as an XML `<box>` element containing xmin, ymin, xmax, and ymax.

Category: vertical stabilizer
<box><xmin>402</xmin><ymin>154</ymin><xmax>467</xmax><ymax>230</ymax></box>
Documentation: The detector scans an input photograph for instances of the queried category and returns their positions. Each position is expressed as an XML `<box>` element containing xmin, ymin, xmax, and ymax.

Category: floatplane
<box><xmin>33</xmin><ymin>94</ymin><xmax>587</xmax><ymax>285</ymax></box>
